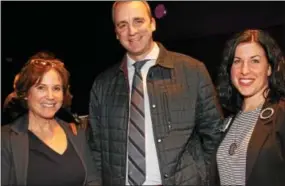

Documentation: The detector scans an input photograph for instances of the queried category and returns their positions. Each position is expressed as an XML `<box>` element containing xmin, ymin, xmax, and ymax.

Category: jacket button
<box><xmin>164</xmin><ymin>173</ymin><xmax>169</xmax><ymax>178</ymax></box>
<box><xmin>157</xmin><ymin>138</ymin><xmax>162</xmax><ymax>143</ymax></box>
<box><xmin>152</xmin><ymin>104</ymin><xmax>156</xmax><ymax>108</ymax></box>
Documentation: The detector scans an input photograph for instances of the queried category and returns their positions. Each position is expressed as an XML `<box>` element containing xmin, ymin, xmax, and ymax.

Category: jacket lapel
<box><xmin>10</xmin><ymin>115</ymin><xmax>29</xmax><ymax>186</ymax></box>
<box><xmin>246</xmin><ymin>101</ymin><xmax>278</xmax><ymax>181</ymax></box>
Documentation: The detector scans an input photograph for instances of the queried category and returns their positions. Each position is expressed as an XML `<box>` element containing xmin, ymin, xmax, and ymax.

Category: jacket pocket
<box><xmin>162</xmin><ymin>90</ymin><xmax>193</xmax><ymax>136</ymax></box>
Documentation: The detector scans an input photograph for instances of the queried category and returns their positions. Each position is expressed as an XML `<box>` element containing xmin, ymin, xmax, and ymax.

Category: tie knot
<box><xmin>133</xmin><ymin>59</ymin><xmax>149</xmax><ymax>71</ymax></box>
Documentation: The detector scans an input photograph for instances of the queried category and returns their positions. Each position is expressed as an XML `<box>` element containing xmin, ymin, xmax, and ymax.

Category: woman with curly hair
<box><xmin>210</xmin><ymin>29</ymin><xmax>285</xmax><ymax>186</ymax></box>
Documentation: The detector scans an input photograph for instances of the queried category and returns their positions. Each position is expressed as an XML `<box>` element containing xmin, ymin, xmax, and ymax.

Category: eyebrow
<box><xmin>35</xmin><ymin>83</ymin><xmax>62</xmax><ymax>87</ymax></box>
<box><xmin>116</xmin><ymin>20</ymin><xmax>128</xmax><ymax>27</ymax></box>
<box><xmin>234</xmin><ymin>55</ymin><xmax>261</xmax><ymax>59</ymax></box>
<box><xmin>134</xmin><ymin>17</ymin><xmax>145</xmax><ymax>21</ymax></box>
<box><xmin>116</xmin><ymin>17</ymin><xmax>145</xmax><ymax>26</ymax></box>
<box><xmin>250</xmin><ymin>55</ymin><xmax>261</xmax><ymax>58</ymax></box>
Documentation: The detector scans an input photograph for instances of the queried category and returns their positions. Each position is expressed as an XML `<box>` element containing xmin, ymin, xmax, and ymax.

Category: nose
<box><xmin>47</xmin><ymin>89</ymin><xmax>55</xmax><ymax>99</ymax></box>
<box><xmin>241</xmin><ymin>62</ymin><xmax>250</xmax><ymax>75</ymax></box>
<box><xmin>128</xmin><ymin>24</ymin><xmax>137</xmax><ymax>35</ymax></box>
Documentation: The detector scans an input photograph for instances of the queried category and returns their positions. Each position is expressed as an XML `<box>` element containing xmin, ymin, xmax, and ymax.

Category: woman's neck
<box><xmin>242</xmin><ymin>94</ymin><xmax>266</xmax><ymax>112</ymax></box>
<box><xmin>28</xmin><ymin>112</ymin><xmax>57</xmax><ymax>139</ymax></box>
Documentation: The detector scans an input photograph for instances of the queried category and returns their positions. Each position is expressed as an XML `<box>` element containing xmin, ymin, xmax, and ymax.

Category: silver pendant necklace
<box><xmin>228</xmin><ymin>111</ymin><xmax>243</xmax><ymax>156</ymax></box>
<box><xmin>228</xmin><ymin>104</ymin><xmax>264</xmax><ymax>156</ymax></box>
<box><xmin>229</xmin><ymin>142</ymin><xmax>238</xmax><ymax>155</ymax></box>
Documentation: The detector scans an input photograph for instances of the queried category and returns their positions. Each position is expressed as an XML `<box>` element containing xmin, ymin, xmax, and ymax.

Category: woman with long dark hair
<box><xmin>211</xmin><ymin>29</ymin><xmax>285</xmax><ymax>186</ymax></box>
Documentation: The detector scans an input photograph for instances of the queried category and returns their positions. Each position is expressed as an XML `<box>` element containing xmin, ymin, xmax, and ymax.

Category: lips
<box><xmin>129</xmin><ymin>36</ymin><xmax>142</xmax><ymax>43</ymax></box>
<box><xmin>129</xmin><ymin>38</ymin><xmax>140</xmax><ymax>42</ymax></box>
<box><xmin>41</xmin><ymin>103</ymin><xmax>56</xmax><ymax>108</ymax></box>
<box><xmin>239</xmin><ymin>78</ymin><xmax>254</xmax><ymax>86</ymax></box>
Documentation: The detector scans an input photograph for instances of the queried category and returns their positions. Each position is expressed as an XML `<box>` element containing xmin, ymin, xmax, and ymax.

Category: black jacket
<box><xmin>1</xmin><ymin>114</ymin><xmax>101</xmax><ymax>186</ymax></box>
<box><xmin>89</xmin><ymin>43</ymin><xmax>223</xmax><ymax>186</ymax></box>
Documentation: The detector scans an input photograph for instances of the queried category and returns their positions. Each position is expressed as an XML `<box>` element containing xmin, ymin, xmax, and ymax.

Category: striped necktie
<box><xmin>128</xmin><ymin>60</ymin><xmax>148</xmax><ymax>185</ymax></box>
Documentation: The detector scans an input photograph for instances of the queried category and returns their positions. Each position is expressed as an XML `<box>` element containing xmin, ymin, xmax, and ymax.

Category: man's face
<box><xmin>113</xmin><ymin>1</ymin><xmax>156</xmax><ymax>60</ymax></box>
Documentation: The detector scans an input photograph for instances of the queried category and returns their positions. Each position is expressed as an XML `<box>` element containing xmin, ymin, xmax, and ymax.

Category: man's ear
<box><xmin>151</xmin><ymin>17</ymin><xmax>156</xmax><ymax>32</ymax></box>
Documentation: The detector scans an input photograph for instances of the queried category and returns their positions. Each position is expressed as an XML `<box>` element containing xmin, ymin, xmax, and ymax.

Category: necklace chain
<box><xmin>228</xmin><ymin>104</ymin><xmax>263</xmax><ymax>156</ymax></box>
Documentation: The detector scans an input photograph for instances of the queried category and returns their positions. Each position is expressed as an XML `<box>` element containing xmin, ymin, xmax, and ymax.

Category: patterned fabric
<box><xmin>128</xmin><ymin>60</ymin><xmax>148</xmax><ymax>185</ymax></box>
<box><xmin>217</xmin><ymin>107</ymin><xmax>262</xmax><ymax>185</ymax></box>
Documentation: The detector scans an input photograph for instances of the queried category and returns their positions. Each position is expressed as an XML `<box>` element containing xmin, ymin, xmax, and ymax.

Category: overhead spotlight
<box><xmin>154</xmin><ymin>4</ymin><xmax>167</xmax><ymax>19</ymax></box>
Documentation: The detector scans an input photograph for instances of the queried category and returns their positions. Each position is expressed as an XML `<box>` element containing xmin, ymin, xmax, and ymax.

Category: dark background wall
<box><xmin>2</xmin><ymin>1</ymin><xmax>285</xmax><ymax>116</ymax></box>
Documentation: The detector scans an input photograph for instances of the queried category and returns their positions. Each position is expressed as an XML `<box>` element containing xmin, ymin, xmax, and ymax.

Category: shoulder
<box><xmin>167</xmin><ymin>52</ymin><xmax>211</xmax><ymax>83</ymax></box>
<box><xmin>2</xmin><ymin>124</ymin><xmax>12</xmax><ymax>133</ymax></box>
<box><xmin>278</xmin><ymin>99</ymin><xmax>285</xmax><ymax>109</ymax></box>
<box><xmin>276</xmin><ymin>99</ymin><xmax>285</xmax><ymax>119</ymax></box>
<box><xmin>58</xmin><ymin>119</ymin><xmax>86</xmax><ymax>139</ymax></box>
<box><xmin>90</xmin><ymin>62</ymin><xmax>122</xmax><ymax>94</ymax></box>
<box><xmin>2</xmin><ymin>125</ymin><xmax>12</xmax><ymax>137</ymax></box>
<box><xmin>170</xmin><ymin>51</ymin><xmax>202</xmax><ymax>64</ymax></box>
<box><xmin>1</xmin><ymin>125</ymin><xmax>13</xmax><ymax>149</ymax></box>
<box><xmin>271</xmin><ymin>99</ymin><xmax>285</xmax><ymax>116</ymax></box>
<box><xmin>157</xmin><ymin>42</ymin><xmax>204</xmax><ymax>69</ymax></box>
<box><xmin>93</xmin><ymin>62</ymin><xmax>121</xmax><ymax>83</ymax></box>
<box><xmin>1</xmin><ymin>124</ymin><xmax>15</xmax><ymax>137</ymax></box>
<box><xmin>165</xmin><ymin>50</ymin><xmax>210</xmax><ymax>79</ymax></box>
<box><xmin>161</xmin><ymin>43</ymin><xmax>205</xmax><ymax>70</ymax></box>
<box><xmin>269</xmin><ymin>99</ymin><xmax>285</xmax><ymax>131</ymax></box>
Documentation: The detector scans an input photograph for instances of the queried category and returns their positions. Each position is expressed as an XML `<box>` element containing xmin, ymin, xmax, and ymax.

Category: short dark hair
<box><xmin>216</xmin><ymin>29</ymin><xmax>285</xmax><ymax>114</ymax></box>
<box><xmin>15</xmin><ymin>51</ymin><xmax>73</xmax><ymax>109</ymax></box>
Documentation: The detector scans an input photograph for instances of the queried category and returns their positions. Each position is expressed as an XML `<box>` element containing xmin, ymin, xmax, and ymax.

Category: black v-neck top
<box><xmin>26</xmin><ymin>131</ymin><xmax>85</xmax><ymax>186</ymax></box>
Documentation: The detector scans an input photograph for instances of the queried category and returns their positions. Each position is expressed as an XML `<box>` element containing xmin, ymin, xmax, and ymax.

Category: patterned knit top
<box><xmin>217</xmin><ymin>106</ymin><xmax>262</xmax><ymax>185</ymax></box>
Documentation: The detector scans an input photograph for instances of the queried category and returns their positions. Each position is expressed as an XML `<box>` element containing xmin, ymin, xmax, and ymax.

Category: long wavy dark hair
<box><xmin>216</xmin><ymin>29</ymin><xmax>285</xmax><ymax>115</ymax></box>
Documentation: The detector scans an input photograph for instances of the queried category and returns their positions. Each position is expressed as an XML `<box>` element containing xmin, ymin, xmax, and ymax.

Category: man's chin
<box><xmin>127</xmin><ymin>49</ymin><xmax>146</xmax><ymax>59</ymax></box>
